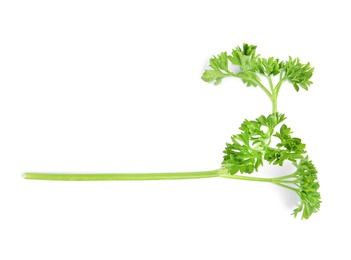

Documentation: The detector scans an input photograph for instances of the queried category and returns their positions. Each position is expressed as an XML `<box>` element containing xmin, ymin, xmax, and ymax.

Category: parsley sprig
<box><xmin>202</xmin><ymin>43</ymin><xmax>314</xmax><ymax>113</ymax></box>
<box><xmin>24</xmin><ymin>44</ymin><xmax>320</xmax><ymax>219</ymax></box>
<box><xmin>219</xmin><ymin>112</ymin><xmax>320</xmax><ymax>219</ymax></box>
<box><xmin>203</xmin><ymin>43</ymin><xmax>320</xmax><ymax>219</ymax></box>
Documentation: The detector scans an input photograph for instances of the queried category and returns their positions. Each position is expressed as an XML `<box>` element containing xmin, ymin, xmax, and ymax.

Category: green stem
<box><xmin>253</xmin><ymin>76</ymin><xmax>278</xmax><ymax>113</ymax></box>
<box><xmin>24</xmin><ymin>170</ymin><xmax>279</xmax><ymax>183</ymax></box>
<box><xmin>24</xmin><ymin>169</ymin><xmax>299</xmax><ymax>195</ymax></box>
<box><xmin>229</xmin><ymin>72</ymin><xmax>272</xmax><ymax>100</ymax></box>
<box><xmin>272</xmin><ymin>172</ymin><xmax>297</xmax><ymax>181</ymax></box>
<box><xmin>256</xmin><ymin>81</ymin><xmax>273</xmax><ymax>101</ymax></box>
<box><xmin>274</xmin><ymin>78</ymin><xmax>285</xmax><ymax>96</ymax></box>
<box><xmin>272</xmin><ymin>95</ymin><xmax>277</xmax><ymax>113</ymax></box>
<box><xmin>273</xmin><ymin>182</ymin><xmax>299</xmax><ymax>192</ymax></box>
<box><xmin>279</xmin><ymin>180</ymin><xmax>298</xmax><ymax>184</ymax></box>
<box><xmin>267</xmin><ymin>76</ymin><xmax>274</xmax><ymax>93</ymax></box>
<box><xmin>220</xmin><ymin>174</ymin><xmax>273</xmax><ymax>183</ymax></box>
<box><xmin>24</xmin><ymin>170</ymin><xmax>220</xmax><ymax>181</ymax></box>
<box><xmin>270</xmin><ymin>78</ymin><xmax>287</xmax><ymax>114</ymax></box>
<box><xmin>250</xmin><ymin>78</ymin><xmax>275</xmax><ymax>112</ymax></box>
<box><xmin>266</xmin><ymin>75</ymin><xmax>277</xmax><ymax>113</ymax></box>
<box><xmin>273</xmin><ymin>79</ymin><xmax>286</xmax><ymax>108</ymax></box>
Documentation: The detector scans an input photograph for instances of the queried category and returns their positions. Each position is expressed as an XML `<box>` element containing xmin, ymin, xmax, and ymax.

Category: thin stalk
<box><xmin>24</xmin><ymin>170</ymin><xmax>288</xmax><ymax>184</ymax></box>
<box><xmin>267</xmin><ymin>76</ymin><xmax>274</xmax><ymax>93</ymax></box>
<box><xmin>273</xmin><ymin>78</ymin><xmax>286</xmax><ymax>100</ymax></box>
<box><xmin>229</xmin><ymin>72</ymin><xmax>272</xmax><ymax>100</ymax></box>
<box><xmin>220</xmin><ymin>174</ymin><xmax>273</xmax><ymax>183</ymax></box>
<box><xmin>271</xmin><ymin>95</ymin><xmax>277</xmax><ymax>114</ymax></box>
<box><xmin>267</xmin><ymin>76</ymin><xmax>278</xmax><ymax>113</ymax></box>
<box><xmin>271</xmin><ymin>78</ymin><xmax>287</xmax><ymax>114</ymax></box>
<box><xmin>24</xmin><ymin>169</ymin><xmax>300</xmax><ymax>196</ymax></box>
<box><xmin>273</xmin><ymin>182</ymin><xmax>299</xmax><ymax>193</ymax></box>
<box><xmin>24</xmin><ymin>170</ymin><xmax>219</xmax><ymax>181</ymax></box>
<box><xmin>256</xmin><ymin>81</ymin><xmax>273</xmax><ymax>101</ymax></box>
<box><xmin>272</xmin><ymin>173</ymin><xmax>297</xmax><ymax>181</ymax></box>
<box><xmin>279</xmin><ymin>180</ymin><xmax>298</xmax><ymax>184</ymax></box>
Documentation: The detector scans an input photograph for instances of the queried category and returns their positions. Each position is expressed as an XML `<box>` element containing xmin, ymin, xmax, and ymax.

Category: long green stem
<box><xmin>24</xmin><ymin>170</ymin><xmax>287</xmax><ymax>184</ymax></box>
<box><xmin>24</xmin><ymin>170</ymin><xmax>299</xmax><ymax>199</ymax></box>
<box><xmin>24</xmin><ymin>170</ymin><xmax>220</xmax><ymax>181</ymax></box>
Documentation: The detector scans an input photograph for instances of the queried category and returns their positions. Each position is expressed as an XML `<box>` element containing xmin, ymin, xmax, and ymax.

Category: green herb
<box><xmin>24</xmin><ymin>43</ymin><xmax>321</xmax><ymax>219</ymax></box>
<box><xmin>201</xmin><ymin>43</ymin><xmax>314</xmax><ymax>113</ymax></box>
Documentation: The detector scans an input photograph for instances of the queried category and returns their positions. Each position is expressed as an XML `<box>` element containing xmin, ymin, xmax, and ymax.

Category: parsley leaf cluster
<box><xmin>202</xmin><ymin>43</ymin><xmax>313</xmax><ymax>90</ymax></box>
<box><xmin>202</xmin><ymin>43</ymin><xmax>314</xmax><ymax>113</ymax></box>
<box><xmin>202</xmin><ymin>44</ymin><xmax>320</xmax><ymax>219</ymax></box>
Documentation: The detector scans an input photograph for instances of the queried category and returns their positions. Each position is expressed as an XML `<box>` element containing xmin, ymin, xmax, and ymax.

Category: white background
<box><xmin>1</xmin><ymin>0</ymin><xmax>350</xmax><ymax>259</ymax></box>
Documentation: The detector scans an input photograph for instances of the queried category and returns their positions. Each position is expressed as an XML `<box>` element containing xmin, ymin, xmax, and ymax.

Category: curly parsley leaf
<box><xmin>264</xmin><ymin>124</ymin><xmax>306</xmax><ymax>166</ymax></box>
<box><xmin>222</xmin><ymin>113</ymin><xmax>286</xmax><ymax>174</ymax></box>
<box><xmin>201</xmin><ymin>43</ymin><xmax>261</xmax><ymax>87</ymax></box>
<box><xmin>273</xmin><ymin>158</ymin><xmax>321</xmax><ymax>219</ymax></box>
<box><xmin>283</xmin><ymin>57</ymin><xmax>314</xmax><ymax>91</ymax></box>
